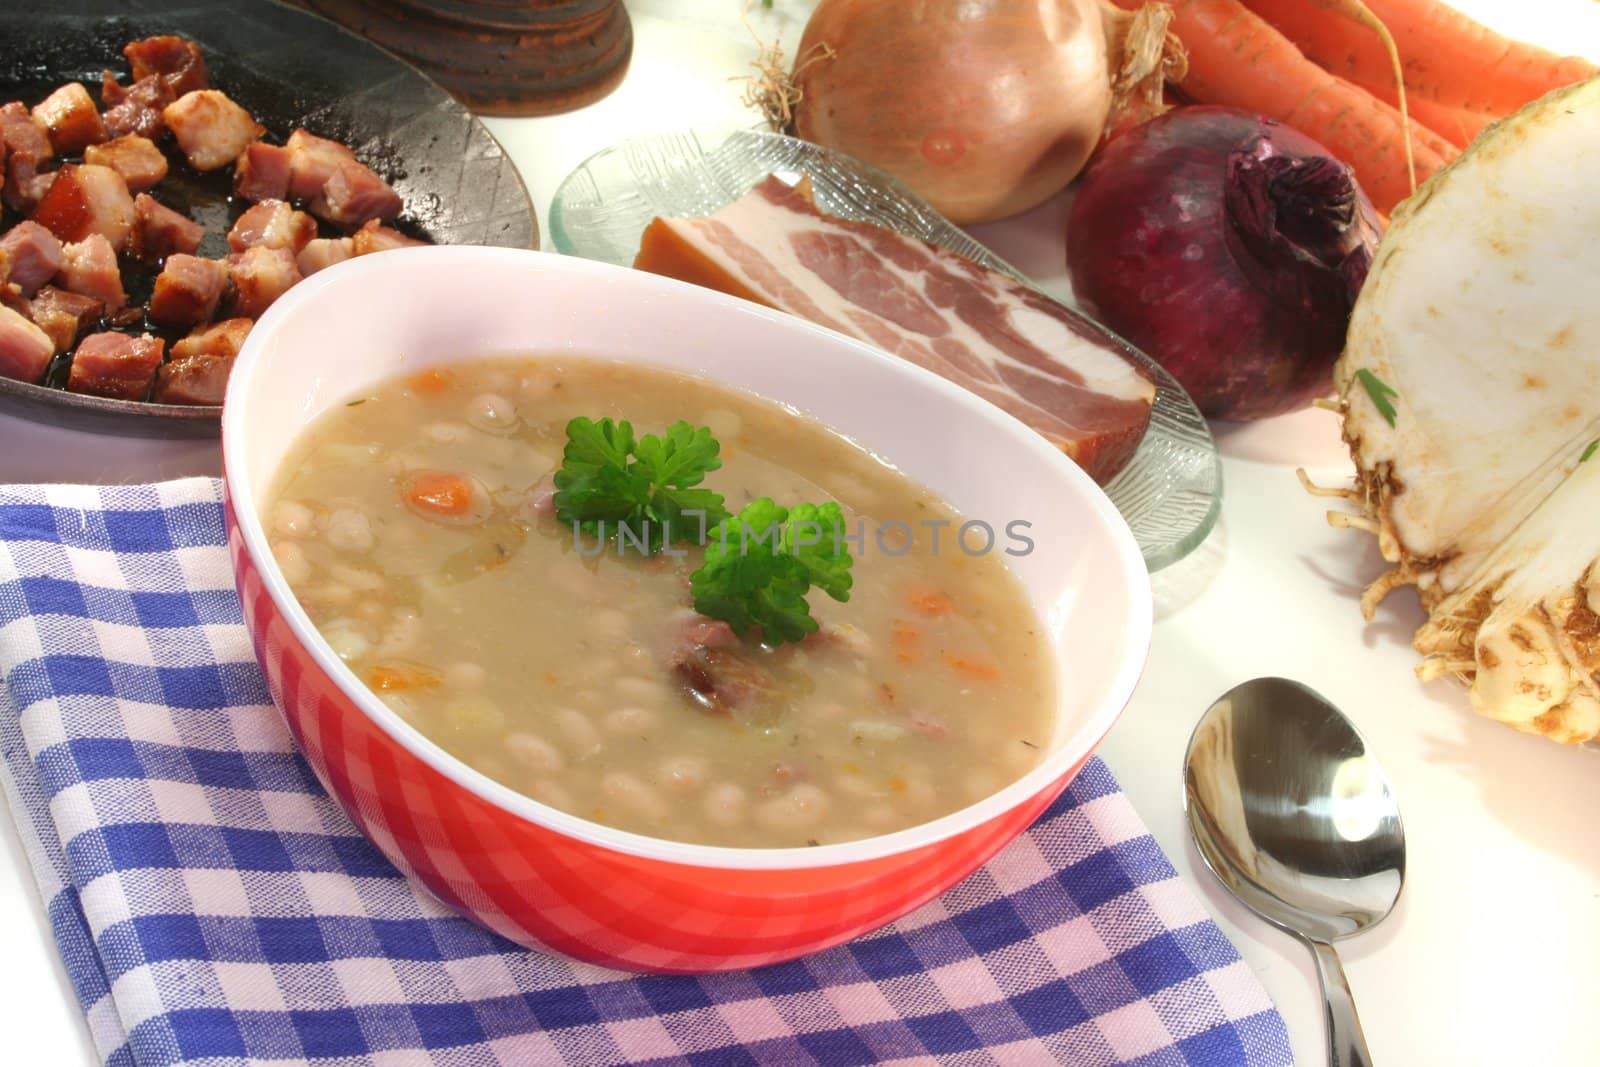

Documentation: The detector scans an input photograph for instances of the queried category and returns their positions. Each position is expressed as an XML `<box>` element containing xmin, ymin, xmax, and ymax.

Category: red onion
<box><xmin>1066</xmin><ymin>106</ymin><xmax>1381</xmax><ymax>421</ymax></box>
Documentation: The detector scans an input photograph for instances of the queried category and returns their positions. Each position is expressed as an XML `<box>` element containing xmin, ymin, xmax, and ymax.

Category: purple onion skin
<box><xmin>1067</xmin><ymin>107</ymin><xmax>1382</xmax><ymax>421</ymax></box>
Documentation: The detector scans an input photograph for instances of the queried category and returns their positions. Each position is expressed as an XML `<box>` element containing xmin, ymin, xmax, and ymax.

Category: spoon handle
<box><xmin>1309</xmin><ymin>939</ymin><xmax>1373</xmax><ymax>1067</ymax></box>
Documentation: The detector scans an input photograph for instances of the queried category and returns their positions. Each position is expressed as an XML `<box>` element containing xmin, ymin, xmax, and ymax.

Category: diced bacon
<box><xmin>634</xmin><ymin>176</ymin><xmax>1158</xmax><ymax>483</ymax></box>
<box><xmin>0</xmin><ymin>222</ymin><xmax>66</xmax><ymax>297</ymax></box>
<box><xmin>162</xmin><ymin>90</ymin><xmax>262</xmax><ymax>171</ymax></box>
<box><xmin>351</xmin><ymin>218</ymin><xmax>426</xmax><ymax>256</ymax></box>
<box><xmin>57</xmin><ymin>234</ymin><xmax>127</xmax><ymax>310</ymax></box>
<box><xmin>674</xmin><ymin>613</ymin><xmax>740</xmax><ymax>655</ymax></box>
<box><xmin>28</xmin><ymin>286</ymin><xmax>103</xmax><ymax>354</ymax></box>
<box><xmin>170</xmin><ymin>317</ymin><xmax>251</xmax><ymax>362</ymax></box>
<box><xmin>227</xmin><ymin>199</ymin><xmax>316</xmax><ymax>254</ymax></box>
<box><xmin>153</xmin><ymin>352</ymin><xmax>232</xmax><ymax>405</ymax></box>
<box><xmin>1</xmin><ymin>102</ymin><xmax>55</xmax><ymax>214</ymax></box>
<box><xmin>30</xmin><ymin>163</ymin><xmax>135</xmax><ymax>250</ymax></box>
<box><xmin>233</xmin><ymin>142</ymin><xmax>291</xmax><ymax>202</ymax></box>
<box><xmin>101</xmin><ymin>74</ymin><xmax>174</xmax><ymax>140</ymax></box>
<box><xmin>296</xmin><ymin>236</ymin><xmax>354</xmax><ymax>276</ymax></box>
<box><xmin>285</xmin><ymin>128</ymin><xmax>356</xmax><ymax>200</ymax></box>
<box><xmin>0</xmin><ymin>101</ymin><xmax>53</xmax><ymax>162</ymax></box>
<box><xmin>31</xmin><ymin>83</ymin><xmax>107</xmax><ymax>156</ymax></box>
<box><xmin>129</xmin><ymin>193</ymin><xmax>203</xmax><ymax>263</ymax></box>
<box><xmin>67</xmin><ymin>331</ymin><xmax>164</xmax><ymax>400</ymax></box>
<box><xmin>123</xmin><ymin>36</ymin><xmax>208</xmax><ymax>97</ymax></box>
<box><xmin>310</xmin><ymin>160</ymin><xmax>402</xmax><ymax>228</ymax></box>
<box><xmin>148</xmin><ymin>254</ymin><xmax>227</xmax><ymax>328</ymax></box>
<box><xmin>0</xmin><ymin>305</ymin><xmax>55</xmax><ymax>383</ymax></box>
<box><xmin>671</xmin><ymin>646</ymin><xmax>776</xmax><ymax>718</ymax></box>
<box><xmin>83</xmin><ymin>135</ymin><xmax>168</xmax><ymax>193</ymax></box>
<box><xmin>226</xmin><ymin>246</ymin><xmax>301</xmax><ymax>318</ymax></box>
<box><xmin>0</xmin><ymin>283</ymin><xmax>27</xmax><ymax>317</ymax></box>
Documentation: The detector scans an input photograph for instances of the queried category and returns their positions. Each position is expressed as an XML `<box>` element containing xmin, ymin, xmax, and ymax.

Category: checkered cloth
<box><xmin>0</xmin><ymin>479</ymin><xmax>1292</xmax><ymax>1067</ymax></box>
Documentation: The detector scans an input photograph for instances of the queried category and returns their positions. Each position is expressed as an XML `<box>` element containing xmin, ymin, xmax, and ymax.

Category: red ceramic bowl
<box><xmin>222</xmin><ymin>246</ymin><xmax>1152</xmax><ymax>972</ymax></box>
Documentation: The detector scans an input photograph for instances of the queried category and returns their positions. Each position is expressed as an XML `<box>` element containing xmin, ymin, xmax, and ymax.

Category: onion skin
<box><xmin>793</xmin><ymin>0</ymin><xmax>1112</xmax><ymax>226</ymax></box>
<box><xmin>1067</xmin><ymin>106</ymin><xmax>1381</xmax><ymax>421</ymax></box>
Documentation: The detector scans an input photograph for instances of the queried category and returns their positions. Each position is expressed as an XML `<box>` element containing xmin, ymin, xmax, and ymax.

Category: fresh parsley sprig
<box><xmin>691</xmin><ymin>499</ymin><xmax>853</xmax><ymax>644</ymax></box>
<box><xmin>551</xmin><ymin>418</ymin><xmax>853</xmax><ymax>644</ymax></box>
<box><xmin>552</xmin><ymin>417</ymin><xmax>729</xmax><ymax>553</ymax></box>
<box><xmin>1353</xmin><ymin>369</ymin><xmax>1399</xmax><ymax>428</ymax></box>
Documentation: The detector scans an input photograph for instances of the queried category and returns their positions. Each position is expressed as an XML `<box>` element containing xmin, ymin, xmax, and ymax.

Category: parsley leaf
<box><xmin>691</xmin><ymin>498</ymin><xmax>854</xmax><ymax>645</ymax></box>
<box><xmin>552</xmin><ymin>417</ymin><xmax>728</xmax><ymax>553</ymax></box>
<box><xmin>1353</xmin><ymin>369</ymin><xmax>1400</xmax><ymax>428</ymax></box>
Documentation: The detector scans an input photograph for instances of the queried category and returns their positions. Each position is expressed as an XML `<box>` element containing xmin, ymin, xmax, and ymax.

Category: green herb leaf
<box><xmin>691</xmin><ymin>498</ymin><xmax>854</xmax><ymax>645</ymax></box>
<box><xmin>552</xmin><ymin>417</ymin><xmax>729</xmax><ymax>552</ymax></box>
<box><xmin>1583</xmin><ymin>439</ymin><xmax>1599</xmax><ymax>463</ymax></box>
<box><xmin>1353</xmin><ymin>369</ymin><xmax>1400</xmax><ymax>428</ymax></box>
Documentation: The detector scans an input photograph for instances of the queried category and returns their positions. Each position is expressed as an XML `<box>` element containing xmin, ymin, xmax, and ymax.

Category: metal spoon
<box><xmin>1183</xmin><ymin>677</ymin><xmax>1405</xmax><ymax>1067</ymax></box>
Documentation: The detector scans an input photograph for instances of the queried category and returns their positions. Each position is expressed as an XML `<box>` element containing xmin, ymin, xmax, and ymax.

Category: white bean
<box><xmin>272</xmin><ymin>540</ymin><xmax>310</xmax><ymax>586</ymax></box>
<box><xmin>601</xmin><ymin>772</ymin><xmax>663</xmax><ymax>817</ymax></box>
<box><xmin>324</xmin><ymin>508</ymin><xmax>375</xmax><ymax>552</ymax></box>
<box><xmin>506</xmin><ymin>732</ymin><xmax>563</xmax><ymax>774</ymax></box>
<box><xmin>833</xmin><ymin>772</ymin><xmax>874</xmax><ymax>798</ymax></box>
<box><xmin>756</xmin><ymin>784</ymin><xmax>830</xmax><ymax>832</ymax></box>
<box><xmin>657</xmin><ymin>754</ymin><xmax>708</xmax><ymax>793</ymax></box>
<box><xmin>467</xmin><ymin>392</ymin><xmax>518</xmax><ymax>433</ymax></box>
<box><xmin>603</xmin><ymin>706</ymin><xmax>657</xmax><ymax>737</ymax></box>
<box><xmin>613</xmin><ymin>675</ymin><xmax>666</xmax><ymax>706</ymax></box>
<box><xmin>863</xmin><ymin>804</ymin><xmax>901</xmax><ymax>829</ymax></box>
<box><xmin>326</xmin><ymin>563</ymin><xmax>385</xmax><ymax>592</ymax></box>
<box><xmin>321</xmin><ymin>619</ymin><xmax>371</xmax><ymax>662</ymax></box>
<box><xmin>444</xmin><ymin>661</ymin><xmax>487</xmax><ymax>690</ymax></box>
<box><xmin>271</xmin><ymin>500</ymin><xmax>315</xmax><ymax>538</ymax></box>
<box><xmin>377</xmin><ymin>609</ymin><xmax>423</xmax><ymax>658</ymax></box>
<box><xmin>552</xmin><ymin>707</ymin><xmax>602</xmax><ymax>758</ymax></box>
<box><xmin>426</xmin><ymin>421</ymin><xmax>469</xmax><ymax>443</ymax></box>
<box><xmin>306</xmin><ymin>582</ymin><xmax>352</xmax><ymax>607</ymax></box>
<box><xmin>702</xmin><ymin>783</ymin><xmax>747</xmax><ymax>827</ymax></box>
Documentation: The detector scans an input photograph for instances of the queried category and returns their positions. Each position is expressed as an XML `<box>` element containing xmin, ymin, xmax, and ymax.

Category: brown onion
<box><xmin>790</xmin><ymin>0</ymin><xmax>1180</xmax><ymax>225</ymax></box>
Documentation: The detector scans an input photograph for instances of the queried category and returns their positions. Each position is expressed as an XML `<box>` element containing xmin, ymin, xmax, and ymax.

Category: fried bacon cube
<box><xmin>227</xmin><ymin>199</ymin><xmax>316</xmax><ymax>254</ymax></box>
<box><xmin>0</xmin><ymin>222</ymin><xmax>66</xmax><ymax>297</ymax></box>
<box><xmin>310</xmin><ymin>160</ymin><xmax>402</xmax><ymax>228</ymax></box>
<box><xmin>123</xmin><ymin>36</ymin><xmax>208</xmax><ymax>97</ymax></box>
<box><xmin>31</xmin><ymin>163</ymin><xmax>136</xmax><ymax>250</ymax></box>
<box><xmin>0</xmin><ymin>304</ymin><xmax>55</xmax><ymax>383</ymax></box>
<box><xmin>57</xmin><ymin>234</ymin><xmax>127</xmax><ymax>310</ymax></box>
<box><xmin>225</xmin><ymin>245</ymin><xmax>301</xmax><ymax>318</ymax></box>
<box><xmin>296</xmin><ymin>237</ymin><xmax>354</xmax><ymax>276</ymax></box>
<box><xmin>233</xmin><ymin>142</ymin><xmax>291</xmax><ymax>202</ymax></box>
<box><xmin>101</xmin><ymin>73</ymin><xmax>174</xmax><ymax>140</ymax></box>
<box><xmin>67</xmin><ymin>331</ymin><xmax>164</xmax><ymax>400</ymax></box>
<box><xmin>31</xmin><ymin>83</ymin><xmax>107</xmax><ymax>156</ymax></box>
<box><xmin>284</xmin><ymin>128</ymin><xmax>356</xmax><ymax>200</ymax></box>
<box><xmin>351</xmin><ymin>219</ymin><xmax>427</xmax><ymax>256</ymax></box>
<box><xmin>83</xmin><ymin>134</ymin><xmax>168</xmax><ymax>193</ymax></box>
<box><xmin>163</xmin><ymin>90</ymin><xmax>263</xmax><ymax>171</ymax></box>
<box><xmin>129</xmin><ymin>193</ymin><xmax>204</xmax><ymax>263</ymax></box>
<box><xmin>149</xmin><ymin>254</ymin><xmax>228</xmax><ymax>328</ymax></box>
<box><xmin>28</xmin><ymin>286</ymin><xmax>103</xmax><ymax>354</ymax></box>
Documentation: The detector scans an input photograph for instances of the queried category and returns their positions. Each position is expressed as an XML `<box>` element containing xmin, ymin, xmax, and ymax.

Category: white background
<box><xmin>3</xmin><ymin>1</ymin><xmax>1599</xmax><ymax>1064</ymax></box>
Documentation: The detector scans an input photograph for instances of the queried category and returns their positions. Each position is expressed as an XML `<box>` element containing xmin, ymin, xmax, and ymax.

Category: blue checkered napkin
<box><xmin>0</xmin><ymin>479</ymin><xmax>1294</xmax><ymax>1067</ymax></box>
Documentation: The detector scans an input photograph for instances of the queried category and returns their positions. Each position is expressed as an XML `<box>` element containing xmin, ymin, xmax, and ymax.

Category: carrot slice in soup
<box><xmin>404</xmin><ymin>471</ymin><xmax>474</xmax><ymax>517</ymax></box>
<box><xmin>367</xmin><ymin>663</ymin><xmax>441</xmax><ymax>691</ymax></box>
<box><xmin>407</xmin><ymin>368</ymin><xmax>451</xmax><ymax>394</ymax></box>
<box><xmin>943</xmin><ymin>654</ymin><xmax>1000</xmax><ymax>681</ymax></box>
<box><xmin>891</xmin><ymin>620</ymin><xmax>921</xmax><ymax>663</ymax></box>
<box><xmin>907</xmin><ymin>588</ymin><xmax>954</xmax><ymax>616</ymax></box>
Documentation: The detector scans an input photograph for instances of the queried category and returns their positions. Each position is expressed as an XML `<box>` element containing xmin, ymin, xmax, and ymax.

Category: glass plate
<box><xmin>548</xmin><ymin>128</ymin><xmax>1221</xmax><ymax>572</ymax></box>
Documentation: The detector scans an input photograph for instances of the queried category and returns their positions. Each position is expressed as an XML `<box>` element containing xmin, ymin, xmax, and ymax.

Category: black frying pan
<box><xmin>0</xmin><ymin>0</ymin><xmax>537</xmax><ymax>439</ymax></box>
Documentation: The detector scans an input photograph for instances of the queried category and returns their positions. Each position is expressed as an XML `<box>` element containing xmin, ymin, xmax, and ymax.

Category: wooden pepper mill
<box><xmin>293</xmin><ymin>0</ymin><xmax>633</xmax><ymax>116</ymax></box>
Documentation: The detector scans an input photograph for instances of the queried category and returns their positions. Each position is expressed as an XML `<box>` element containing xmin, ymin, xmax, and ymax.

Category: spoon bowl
<box><xmin>1184</xmin><ymin>677</ymin><xmax>1404</xmax><ymax>1067</ymax></box>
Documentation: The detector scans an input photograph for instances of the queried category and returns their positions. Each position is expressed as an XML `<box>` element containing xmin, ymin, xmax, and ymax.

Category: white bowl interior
<box><xmin>224</xmin><ymin>246</ymin><xmax>1151</xmax><ymax>867</ymax></box>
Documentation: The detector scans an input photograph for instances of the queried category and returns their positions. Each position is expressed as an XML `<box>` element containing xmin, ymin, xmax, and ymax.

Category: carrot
<box><xmin>1364</xmin><ymin>82</ymin><xmax>1495</xmax><ymax>150</ymax></box>
<box><xmin>906</xmin><ymin>588</ymin><xmax>954</xmax><ymax>616</ymax></box>
<box><xmin>1117</xmin><ymin>0</ymin><xmax>1454</xmax><ymax>213</ymax></box>
<box><xmin>943</xmin><ymin>653</ymin><xmax>1000</xmax><ymax>682</ymax></box>
<box><xmin>407</xmin><ymin>368</ymin><xmax>451</xmax><ymax>394</ymax></box>
<box><xmin>404</xmin><ymin>471</ymin><xmax>474</xmax><ymax>516</ymax></box>
<box><xmin>367</xmin><ymin>663</ymin><xmax>441</xmax><ymax>691</ymax></box>
<box><xmin>1242</xmin><ymin>0</ymin><xmax>1598</xmax><ymax>118</ymax></box>
<box><xmin>891</xmin><ymin>620</ymin><xmax>921</xmax><ymax>664</ymax></box>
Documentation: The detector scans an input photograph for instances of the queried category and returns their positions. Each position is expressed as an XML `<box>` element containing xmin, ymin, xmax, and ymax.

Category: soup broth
<box><xmin>267</xmin><ymin>358</ymin><xmax>1054</xmax><ymax>847</ymax></box>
